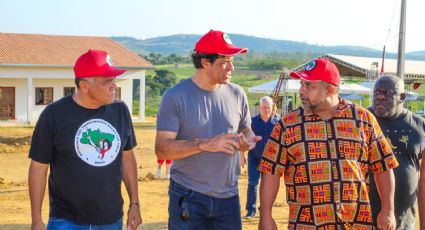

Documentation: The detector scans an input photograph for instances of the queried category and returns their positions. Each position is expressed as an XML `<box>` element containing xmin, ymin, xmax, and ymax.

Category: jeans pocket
<box><xmin>169</xmin><ymin>181</ymin><xmax>193</xmax><ymax>198</ymax></box>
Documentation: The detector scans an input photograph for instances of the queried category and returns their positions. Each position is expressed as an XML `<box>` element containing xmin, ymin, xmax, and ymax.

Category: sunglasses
<box><xmin>178</xmin><ymin>196</ymin><xmax>190</xmax><ymax>222</ymax></box>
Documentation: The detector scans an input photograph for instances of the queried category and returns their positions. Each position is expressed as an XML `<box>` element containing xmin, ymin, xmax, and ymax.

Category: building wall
<box><xmin>0</xmin><ymin>66</ymin><xmax>145</xmax><ymax>123</ymax></box>
<box><xmin>30</xmin><ymin>79</ymin><xmax>133</xmax><ymax>123</ymax></box>
<box><xmin>116</xmin><ymin>78</ymin><xmax>133</xmax><ymax>114</ymax></box>
<box><xmin>30</xmin><ymin>78</ymin><xmax>76</xmax><ymax>122</ymax></box>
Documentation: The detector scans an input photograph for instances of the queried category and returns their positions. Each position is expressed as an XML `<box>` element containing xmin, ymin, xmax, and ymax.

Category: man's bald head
<box><xmin>376</xmin><ymin>75</ymin><xmax>405</xmax><ymax>93</ymax></box>
<box><xmin>372</xmin><ymin>75</ymin><xmax>406</xmax><ymax>119</ymax></box>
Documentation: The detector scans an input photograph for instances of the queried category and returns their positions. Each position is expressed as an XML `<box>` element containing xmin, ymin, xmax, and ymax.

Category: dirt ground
<box><xmin>0</xmin><ymin>126</ymin><xmax>289</xmax><ymax>230</ymax></box>
<box><xmin>2</xmin><ymin>126</ymin><xmax>420</xmax><ymax>230</ymax></box>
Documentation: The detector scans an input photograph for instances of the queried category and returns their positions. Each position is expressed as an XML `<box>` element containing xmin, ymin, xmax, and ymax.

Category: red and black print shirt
<box><xmin>259</xmin><ymin>98</ymin><xmax>399</xmax><ymax>230</ymax></box>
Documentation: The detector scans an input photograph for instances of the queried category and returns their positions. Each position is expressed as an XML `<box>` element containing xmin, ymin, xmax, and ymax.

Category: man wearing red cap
<box><xmin>258</xmin><ymin>58</ymin><xmax>398</xmax><ymax>230</ymax></box>
<box><xmin>28</xmin><ymin>50</ymin><xmax>142</xmax><ymax>230</ymax></box>
<box><xmin>155</xmin><ymin>30</ymin><xmax>261</xmax><ymax>229</ymax></box>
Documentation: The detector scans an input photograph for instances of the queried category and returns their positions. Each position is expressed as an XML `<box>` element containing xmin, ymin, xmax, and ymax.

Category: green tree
<box><xmin>146</xmin><ymin>69</ymin><xmax>177</xmax><ymax>95</ymax></box>
<box><xmin>154</xmin><ymin>69</ymin><xmax>177</xmax><ymax>94</ymax></box>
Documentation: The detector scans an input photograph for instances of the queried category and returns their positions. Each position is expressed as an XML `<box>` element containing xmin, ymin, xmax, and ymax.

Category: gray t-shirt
<box><xmin>157</xmin><ymin>78</ymin><xmax>251</xmax><ymax>198</ymax></box>
<box><xmin>369</xmin><ymin>109</ymin><xmax>425</xmax><ymax>229</ymax></box>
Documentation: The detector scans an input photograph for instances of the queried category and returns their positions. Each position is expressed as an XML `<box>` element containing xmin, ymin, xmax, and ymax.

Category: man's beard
<box><xmin>302</xmin><ymin>97</ymin><xmax>325</xmax><ymax>113</ymax></box>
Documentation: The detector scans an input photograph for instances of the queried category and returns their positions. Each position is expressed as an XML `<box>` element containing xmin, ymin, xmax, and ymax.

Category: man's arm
<box><xmin>374</xmin><ymin>170</ymin><xmax>396</xmax><ymax>230</ymax></box>
<box><xmin>418</xmin><ymin>151</ymin><xmax>425</xmax><ymax>229</ymax></box>
<box><xmin>28</xmin><ymin>160</ymin><xmax>49</xmax><ymax>230</ymax></box>
<box><xmin>259</xmin><ymin>173</ymin><xmax>280</xmax><ymax>230</ymax></box>
<box><xmin>155</xmin><ymin>130</ymin><xmax>240</xmax><ymax>160</ymax></box>
<box><xmin>122</xmin><ymin>149</ymin><xmax>142</xmax><ymax>230</ymax></box>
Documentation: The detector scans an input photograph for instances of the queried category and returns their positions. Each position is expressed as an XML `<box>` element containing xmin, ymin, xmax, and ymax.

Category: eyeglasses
<box><xmin>373</xmin><ymin>89</ymin><xmax>397</xmax><ymax>97</ymax></box>
<box><xmin>179</xmin><ymin>196</ymin><xmax>190</xmax><ymax>222</ymax></box>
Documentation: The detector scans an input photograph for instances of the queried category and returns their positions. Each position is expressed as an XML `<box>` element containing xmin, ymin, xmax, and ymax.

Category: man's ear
<box><xmin>79</xmin><ymin>79</ymin><xmax>90</xmax><ymax>91</ymax></box>
<box><xmin>327</xmin><ymin>85</ymin><xmax>336</xmax><ymax>96</ymax></box>
<box><xmin>399</xmin><ymin>92</ymin><xmax>406</xmax><ymax>102</ymax></box>
<box><xmin>200</xmin><ymin>58</ymin><xmax>211</xmax><ymax>69</ymax></box>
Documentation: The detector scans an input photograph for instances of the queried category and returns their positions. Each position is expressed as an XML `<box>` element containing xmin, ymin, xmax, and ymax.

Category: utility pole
<box><xmin>381</xmin><ymin>46</ymin><xmax>386</xmax><ymax>75</ymax></box>
<box><xmin>397</xmin><ymin>0</ymin><xmax>406</xmax><ymax>79</ymax></box>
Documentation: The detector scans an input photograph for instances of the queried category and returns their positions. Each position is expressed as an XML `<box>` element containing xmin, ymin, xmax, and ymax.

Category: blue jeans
<box><xmin>168</xmin><ymin>180</ymin><xmax>242</xmax><ymax>230</ymax></box>
<box><xmin>47</xmin><ymin>217</ymin><xmax>122</xmax><ymax>230</ymax></box>
<box><xmin>245</xmin><ymin>154</ymin><xmax>261</xmax><ymax>215</ymax></box>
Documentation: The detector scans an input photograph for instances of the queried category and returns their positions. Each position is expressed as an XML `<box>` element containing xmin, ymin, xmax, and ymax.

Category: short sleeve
<box><xmin>238</xmin><ymin>91</ymin><xmax>251</xmax><ymax>132</ymax></box>
<box><xmin>258</xmin><ymin>120</ymin><xmax>287</xmax><ymax>177</ymax></box>
<box><xmin>122</xmin><ymin>103</ymin><xmax>137</xmax><ymax>151</ymax></box>
<box><xmin>28</xmin><ymin>108</ymin><xmax>54</xmax><ymax>164</ymax></box>
<box><xmin>156</xmin><ymin>90</ymin><xmax>180</xmax><ymax>132</ymax></box>
<box><xmin>368</xmin><ymin>113</ymin><xmax>399</xmax><ymax>173</ymax></box>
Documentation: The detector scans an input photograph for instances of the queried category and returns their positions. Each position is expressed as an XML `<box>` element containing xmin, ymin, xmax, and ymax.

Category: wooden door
<box><xmin>0</xmin><ymin>87</ymin><xmax>15</xmax><ymax>120</ymax></box>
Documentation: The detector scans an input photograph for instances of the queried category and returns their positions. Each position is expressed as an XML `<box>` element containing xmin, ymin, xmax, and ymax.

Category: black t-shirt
<box><xmin>368</xmin><ymin>109</ymin><xmax>425</xmax><ymax>228</ymax></box>
<box><xmin>29</xmin><ymin>95</ymin><xmax>137</xmax><ymax>225</ymax></box>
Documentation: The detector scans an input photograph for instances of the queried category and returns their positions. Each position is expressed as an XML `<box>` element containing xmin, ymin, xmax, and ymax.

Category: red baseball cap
<box><xmin>290</xmin><ymin>58</ymin><xmax>341</xmax><ymax>86</ymax></box>
<box><xmin>74</xmin><ymin>50</ymin><xmax>127</xmax><ymax>78</ymax></box>
<box><xmin>194</xmin><ymin>30</ymin><xmax>248</xmax><ymax>56</ymax></box>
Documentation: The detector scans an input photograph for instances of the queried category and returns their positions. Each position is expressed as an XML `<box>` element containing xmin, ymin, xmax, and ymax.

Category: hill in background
<box><xmin>112</xmin><ymin>34</ymin><xmax>425</xmax><ymax>61</ymax></box>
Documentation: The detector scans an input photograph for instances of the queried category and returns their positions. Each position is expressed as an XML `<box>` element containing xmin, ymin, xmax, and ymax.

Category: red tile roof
<box><xmin>0</xmin><ymin>33</ymin><xmax>152</xmax><ymax>68</ymax></box>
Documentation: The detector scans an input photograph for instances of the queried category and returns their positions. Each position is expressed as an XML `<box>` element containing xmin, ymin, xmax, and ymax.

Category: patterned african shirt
<box><xmin>259</xmin><ymin>98</ymin><xmax>399</xmax><ymax>230</ymax></box>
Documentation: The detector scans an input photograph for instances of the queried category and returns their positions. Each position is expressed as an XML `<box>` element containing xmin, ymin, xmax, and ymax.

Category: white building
<box><xmin>0</xmin><ymin>33</ymin><xmax>153</xmax><ymax>124</ymax></box>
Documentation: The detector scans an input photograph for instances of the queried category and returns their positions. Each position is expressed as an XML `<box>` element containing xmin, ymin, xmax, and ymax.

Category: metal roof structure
<box><xmin>291</xmin><ymin>54</ymin><xmax>425</xmax><ymax>83</ymax></box>
<box><xmin>249</xmin><ymin>79</ymin><xmax>371</xmax><ymax>95</ymax></box>
<box><xmin>271</xmin><ymin>54</ymin><xmax>425</xmax><ymax>106</ymax></box>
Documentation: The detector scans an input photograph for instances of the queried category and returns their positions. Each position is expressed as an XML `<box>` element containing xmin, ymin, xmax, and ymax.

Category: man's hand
<box><xmin>236</xmin><ymin>132</ymin><xmax>262</xmax><ymax>152</ymax></box>
<box><xmin>199</xmin><ymin>134</ymin><xmax>240</xmax><ymax>155</ymax></box>
<box><xmin>377</xmin><ymin>208</ymin><xmax>396</xmax><ymax>230</ymax></box>
<box><xmin>258</xmin><ymin>215</ymin><xmax>277</xmax><ymax>230</ymax></box>
<box><xmin>126</xmin><ymin>205</ymin><xmax>142</xmax><ymax>230</ymax></box>
<box><xmin>31</xmin><ymin>221</ymin><xmax>45</xmax><ymax>230</ymax></box>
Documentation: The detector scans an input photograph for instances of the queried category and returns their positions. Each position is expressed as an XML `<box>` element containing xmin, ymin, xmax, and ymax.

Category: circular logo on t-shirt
<box><xmin>74</xmin><ymin>119</ymin><xmax>121</xmax><ymax>167</ymax></box>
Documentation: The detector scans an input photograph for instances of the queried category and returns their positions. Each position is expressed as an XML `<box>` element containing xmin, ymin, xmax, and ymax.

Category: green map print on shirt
<box><xmin>80</xmin><ymin>129</ymin><xmax>115</xmax><ymax>160</ymax></box>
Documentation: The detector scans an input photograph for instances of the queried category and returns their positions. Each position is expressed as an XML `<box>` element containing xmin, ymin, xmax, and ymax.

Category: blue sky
<box><xmin>1</xmin><ymin>0</ymin><xmax>424</xmax><ymax>52</ymax></box>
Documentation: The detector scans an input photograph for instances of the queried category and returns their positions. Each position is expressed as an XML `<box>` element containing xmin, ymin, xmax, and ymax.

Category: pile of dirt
<box><xmin>0</xmin><ymin>143</ymin><xmax>30</xmax><ymax>154</ymax></box>
<box><xmin>0</xmin><ymin>136</ymin><xmax>32</xmax><ymax>154</ymax></box>
<box><xmin>0</xmin><ymin>136</ymin><xmax>32</xmax><ymax>145</ymax></box>
<box><xmin>138</xmin><ymin>172</ymin><xmax>156</xmax><ymax>182</ymax></box>
<box><xmin>8</xmin><ymin>181</ymin><xmax>28</xmax><ymax>187</ymax></box>
<box><xmin>0</xmin><ymin>177</ymin><xmax>27</xmax><ymax>189</ymax></box>
<box><xmin>0</xmin><ymin>177</ymin><xmax>7</xmax><ymax>189</ymax></box>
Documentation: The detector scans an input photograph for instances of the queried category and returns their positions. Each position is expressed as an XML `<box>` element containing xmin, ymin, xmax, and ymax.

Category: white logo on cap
<box><xmin>223</xmin><ymin>33</ymin><xmax>233</xmax><ymax>44</ymax></box>
<box><xmin>106</xmin><ymin>55</ymin><xmax>113</xmax><ymax>66</ymax></box>
<box><xmin>305</xmin><ymin>60</ymin><xmax>316</xmax><ymax>71</ymax></box>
